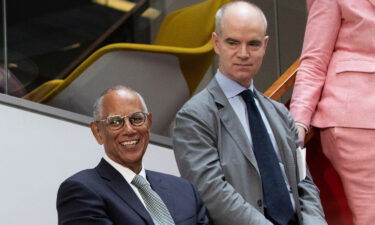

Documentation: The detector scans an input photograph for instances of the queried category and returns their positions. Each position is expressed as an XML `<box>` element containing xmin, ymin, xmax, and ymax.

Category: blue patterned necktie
<box><xmin>132</xmin><ymin>175</ymin><xmax>175</xmax><ymax>225</ymax></box>
<box><xmin>240</xmin><ymin>89</ymin><xmax>294</xmax><ymax>225</ymax></box>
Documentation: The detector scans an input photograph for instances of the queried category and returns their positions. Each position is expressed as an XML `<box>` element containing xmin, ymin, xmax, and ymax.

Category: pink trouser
<box><xmin>320</xmin><ymin>127</ymin><xmax>375</xmax><ymax>225</ymax></box>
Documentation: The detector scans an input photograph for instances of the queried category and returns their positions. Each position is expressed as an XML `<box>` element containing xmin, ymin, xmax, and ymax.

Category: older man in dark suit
<box><xmin>173</xmin><ymin>1</ymin><xmax>327</xmax><ymax>225</ymax></box>
<box><xmin>57</xmin><ymin>86</ymin><xmax>209</xmax><ymax>225</ymax></box>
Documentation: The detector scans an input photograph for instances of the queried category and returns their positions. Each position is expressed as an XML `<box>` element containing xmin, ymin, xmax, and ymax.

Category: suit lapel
<box><xmin>95</xmin><ymin>159</ymin><xmax>154</xmax><ymax>224</ymax></box>
<box><xmin>207</xmin><ymin>79</ymin><xmax>259</xmax><ymax>173</ymax></box>
<box><xmin>146</xmin><ymin>171</ymin><xmax>176</xmax><ymax>221</ymax></box>
<box><xmin>253</xmin><ymin>90</ymin><xmax>298</xmax><ymax>191</ymax></box>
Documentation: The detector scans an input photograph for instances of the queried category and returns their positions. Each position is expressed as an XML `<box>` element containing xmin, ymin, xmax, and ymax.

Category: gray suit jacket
<box><xmin>173</xmin><ymin>78</ymin><xmax>327</xmax><ymax>225</ymax></box>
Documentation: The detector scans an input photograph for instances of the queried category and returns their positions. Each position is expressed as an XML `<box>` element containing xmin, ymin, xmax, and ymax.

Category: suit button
<box><xmin>257</xmin><ymin>199</ymin><xmax>263</xmax><ymax>207</ymax></box>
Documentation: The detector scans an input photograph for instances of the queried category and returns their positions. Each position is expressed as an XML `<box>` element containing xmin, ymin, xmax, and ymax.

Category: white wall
<box><xmin>0</xmin><ymin>100</ymin><xmax>179</xmax><ymax>225</ymax></box>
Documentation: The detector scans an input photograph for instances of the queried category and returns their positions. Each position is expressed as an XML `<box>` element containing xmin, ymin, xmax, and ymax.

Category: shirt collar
<box><xmin>103</xmin><ymin>153</ymin><xmax>147</xmax><ymax>184</ymax></box>
<box><xmin>215</xmin><ymin>70</ymin><xmax>254</xmax><ymax>99</ymax></box>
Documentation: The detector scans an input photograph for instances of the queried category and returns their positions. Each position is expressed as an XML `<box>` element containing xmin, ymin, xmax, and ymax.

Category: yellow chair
<box><xmin>24</xmin><ymin>0</ymin><xmax>232</xmax><ymax>134</ymax></box>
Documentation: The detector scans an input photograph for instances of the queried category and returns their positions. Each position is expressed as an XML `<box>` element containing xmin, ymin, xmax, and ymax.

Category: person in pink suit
<box><xmin>290</xmin><ymin>0</ymin><xmax>375</xmax><ymax>224</ymax></box>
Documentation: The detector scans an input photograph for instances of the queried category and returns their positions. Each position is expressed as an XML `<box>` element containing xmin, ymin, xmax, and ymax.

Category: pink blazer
<box><xmin>290</xmin><ymin>0</ymin><xmax>375</xmax><ymax>129</ymax></box>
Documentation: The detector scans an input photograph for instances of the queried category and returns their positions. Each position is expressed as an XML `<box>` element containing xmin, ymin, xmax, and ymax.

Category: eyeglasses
<box><xmin>96</xmin><ymin>112</ymin><xmax>148</xmax><ymax>130</ymax></box>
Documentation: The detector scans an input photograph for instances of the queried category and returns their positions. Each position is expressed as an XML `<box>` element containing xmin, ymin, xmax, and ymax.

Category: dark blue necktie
<box><xmin>240</xmin><ymin>89</ymin><xmax>294</xmax><ymax>225</ymax></box>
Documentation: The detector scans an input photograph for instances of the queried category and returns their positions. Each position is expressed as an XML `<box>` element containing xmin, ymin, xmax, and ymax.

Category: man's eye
<box><xmin>131</xmin><ymin>117</ymin><xmax>143</xmax><ymax>122</ymax></box>
<box><xmin>109</xmin><ymin>119</ymin><xmax>122</xmax><ymax>125</ymax></box>
<box><xmin>249</xmin><ymin>41</ymin><xmax>261</xmax><ymax>46</ymax></box>
<box><xmin>227</xmin><ymin>41</ymin><xmax>237</xmax><ymax>46</ymax></box>
<box><xmin>130</xmin><ymin>116</ymin><xmax>145</xmax><ymax>125</ymax></box>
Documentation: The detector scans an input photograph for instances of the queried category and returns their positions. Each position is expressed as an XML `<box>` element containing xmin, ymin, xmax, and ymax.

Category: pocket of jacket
<box><xmin>335</xmin><ymin>60</ymin><xmax>375</xmax><ymax>74</ymax></box>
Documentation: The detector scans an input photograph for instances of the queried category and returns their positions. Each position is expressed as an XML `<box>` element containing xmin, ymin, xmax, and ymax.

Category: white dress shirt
<box><xmin>215</xmin><ymin>71</ymin><xmax>295</xmax><ymax>209</ymax></box>
<box><xmin>103</xmin><ymin>153</ymin><xmax>148</xmax><ymax>207</ymax></box>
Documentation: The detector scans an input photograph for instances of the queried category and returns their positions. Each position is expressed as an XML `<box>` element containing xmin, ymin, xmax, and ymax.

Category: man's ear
<box><xmin>90</xmin><ymin>122</ymin><xmax>104</xmax><ymax>145</ymax></box>
<box><xmin>147</xmin><ymin>113</ymin><xmax>153</xmax><ymax>129</ymax></box>
<box><xmin>263</xmin><ymin>36</ymin><xmax>269</xmax><ymax>50</ymax></box>
<box><xmin>212</xmin><ymin>32</ymin><xmax>220</xmax><ymax>55</ymax></box>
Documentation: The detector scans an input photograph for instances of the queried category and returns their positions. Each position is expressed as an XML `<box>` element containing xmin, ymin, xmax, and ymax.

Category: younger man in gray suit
<box><xmin>172</xmin><ymin>1</ymin><xmax>327</xmax><ymax>225</ymax></box>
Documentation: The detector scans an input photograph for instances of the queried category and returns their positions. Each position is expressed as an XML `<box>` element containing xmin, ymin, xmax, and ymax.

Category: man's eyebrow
<box><xmin>225</xmin><ymin>38</ymin><xmax>239</xmax><ymax>42</ymax></box>
<box><xmin>248</xmin><ymin>40</ymin><xmax>262</xmax><ymax>44</ymax></box>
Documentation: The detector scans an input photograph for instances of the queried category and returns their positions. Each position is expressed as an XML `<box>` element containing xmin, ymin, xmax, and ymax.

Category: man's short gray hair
<box><xmin>215</xmin><ymin>1</ymin><xmax>268</xmax><ymax>36</ymax></box>
<box><xmin>92</xmin><ymin>85</ymin><xmax>148</xmax><ymax>121</ymax></box>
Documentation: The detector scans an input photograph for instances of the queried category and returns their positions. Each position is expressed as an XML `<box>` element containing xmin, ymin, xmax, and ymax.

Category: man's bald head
<box><xmin>93</xmin><ymin>85</ymin><xmax>148</xmax><ymax>121</ymax></box>
<box><xmin>215</xmin><ymin>1</ymin><xmax>268</xmax><ymax>37</ymax></box>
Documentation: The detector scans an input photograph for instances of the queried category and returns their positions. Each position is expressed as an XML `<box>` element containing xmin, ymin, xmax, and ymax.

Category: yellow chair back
<box><xmin>154</xmin><ymin>0</ymin><xmax>232</xmax><ymax>48</ymax></box>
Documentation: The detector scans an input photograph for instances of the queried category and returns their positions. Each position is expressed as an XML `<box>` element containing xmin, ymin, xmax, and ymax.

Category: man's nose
<box><xmin>121</xmin><ymin>120</ymin><xmax>136</xmax><ymax>135</ymax></box>
<box><xmin>238</xmin><ymin>44</ymin><xmax>249</xmax><ymax>59</ymax></box>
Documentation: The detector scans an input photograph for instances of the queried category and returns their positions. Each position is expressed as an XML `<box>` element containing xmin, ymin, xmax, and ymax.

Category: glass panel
<box><xmin>277</xmin><ymin>0</ymin><xmax>307</xmax><ymax>101</ymax></box>
<box><xmin>250</xmin><ymin>0</ymin><xmax>307</xmax><ymax>94</ymax></box>
<box><xmin>5</xmin><ymin>0</ymin><xmax>151</xmax><ymax>96</ymax></box>
<box><xmin>251</xmin><ymin>0</ymin><xmax>279</xmax><ymax>93</ymax></box>
<box><xmin>278</xmin><ymin>0</ymin><xmax>307</xmax><ymax>72</ymax></box>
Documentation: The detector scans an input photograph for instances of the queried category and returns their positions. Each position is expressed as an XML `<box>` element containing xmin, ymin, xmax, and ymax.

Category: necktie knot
<box><xmin>132</xmin><ymin>175</ymin><xmax>149</xmax><ymax>189</ymax></box>
<box><xmin>239</xmin><ymin>89</ymin><xmax>255</xmax><ymax>103</ymax></box>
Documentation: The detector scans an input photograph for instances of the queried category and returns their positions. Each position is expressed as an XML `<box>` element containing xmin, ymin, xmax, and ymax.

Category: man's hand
<box><xmin>297</xmin><ymin>125</ymin><xmax>306</xmax><ymax>147</ymax></box>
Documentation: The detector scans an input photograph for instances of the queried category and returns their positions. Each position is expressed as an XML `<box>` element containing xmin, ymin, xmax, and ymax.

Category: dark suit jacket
<box><xmin>57</xmin><ymin>159</ymin><xmax>209</xmax><ymax>225</ymax></box>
